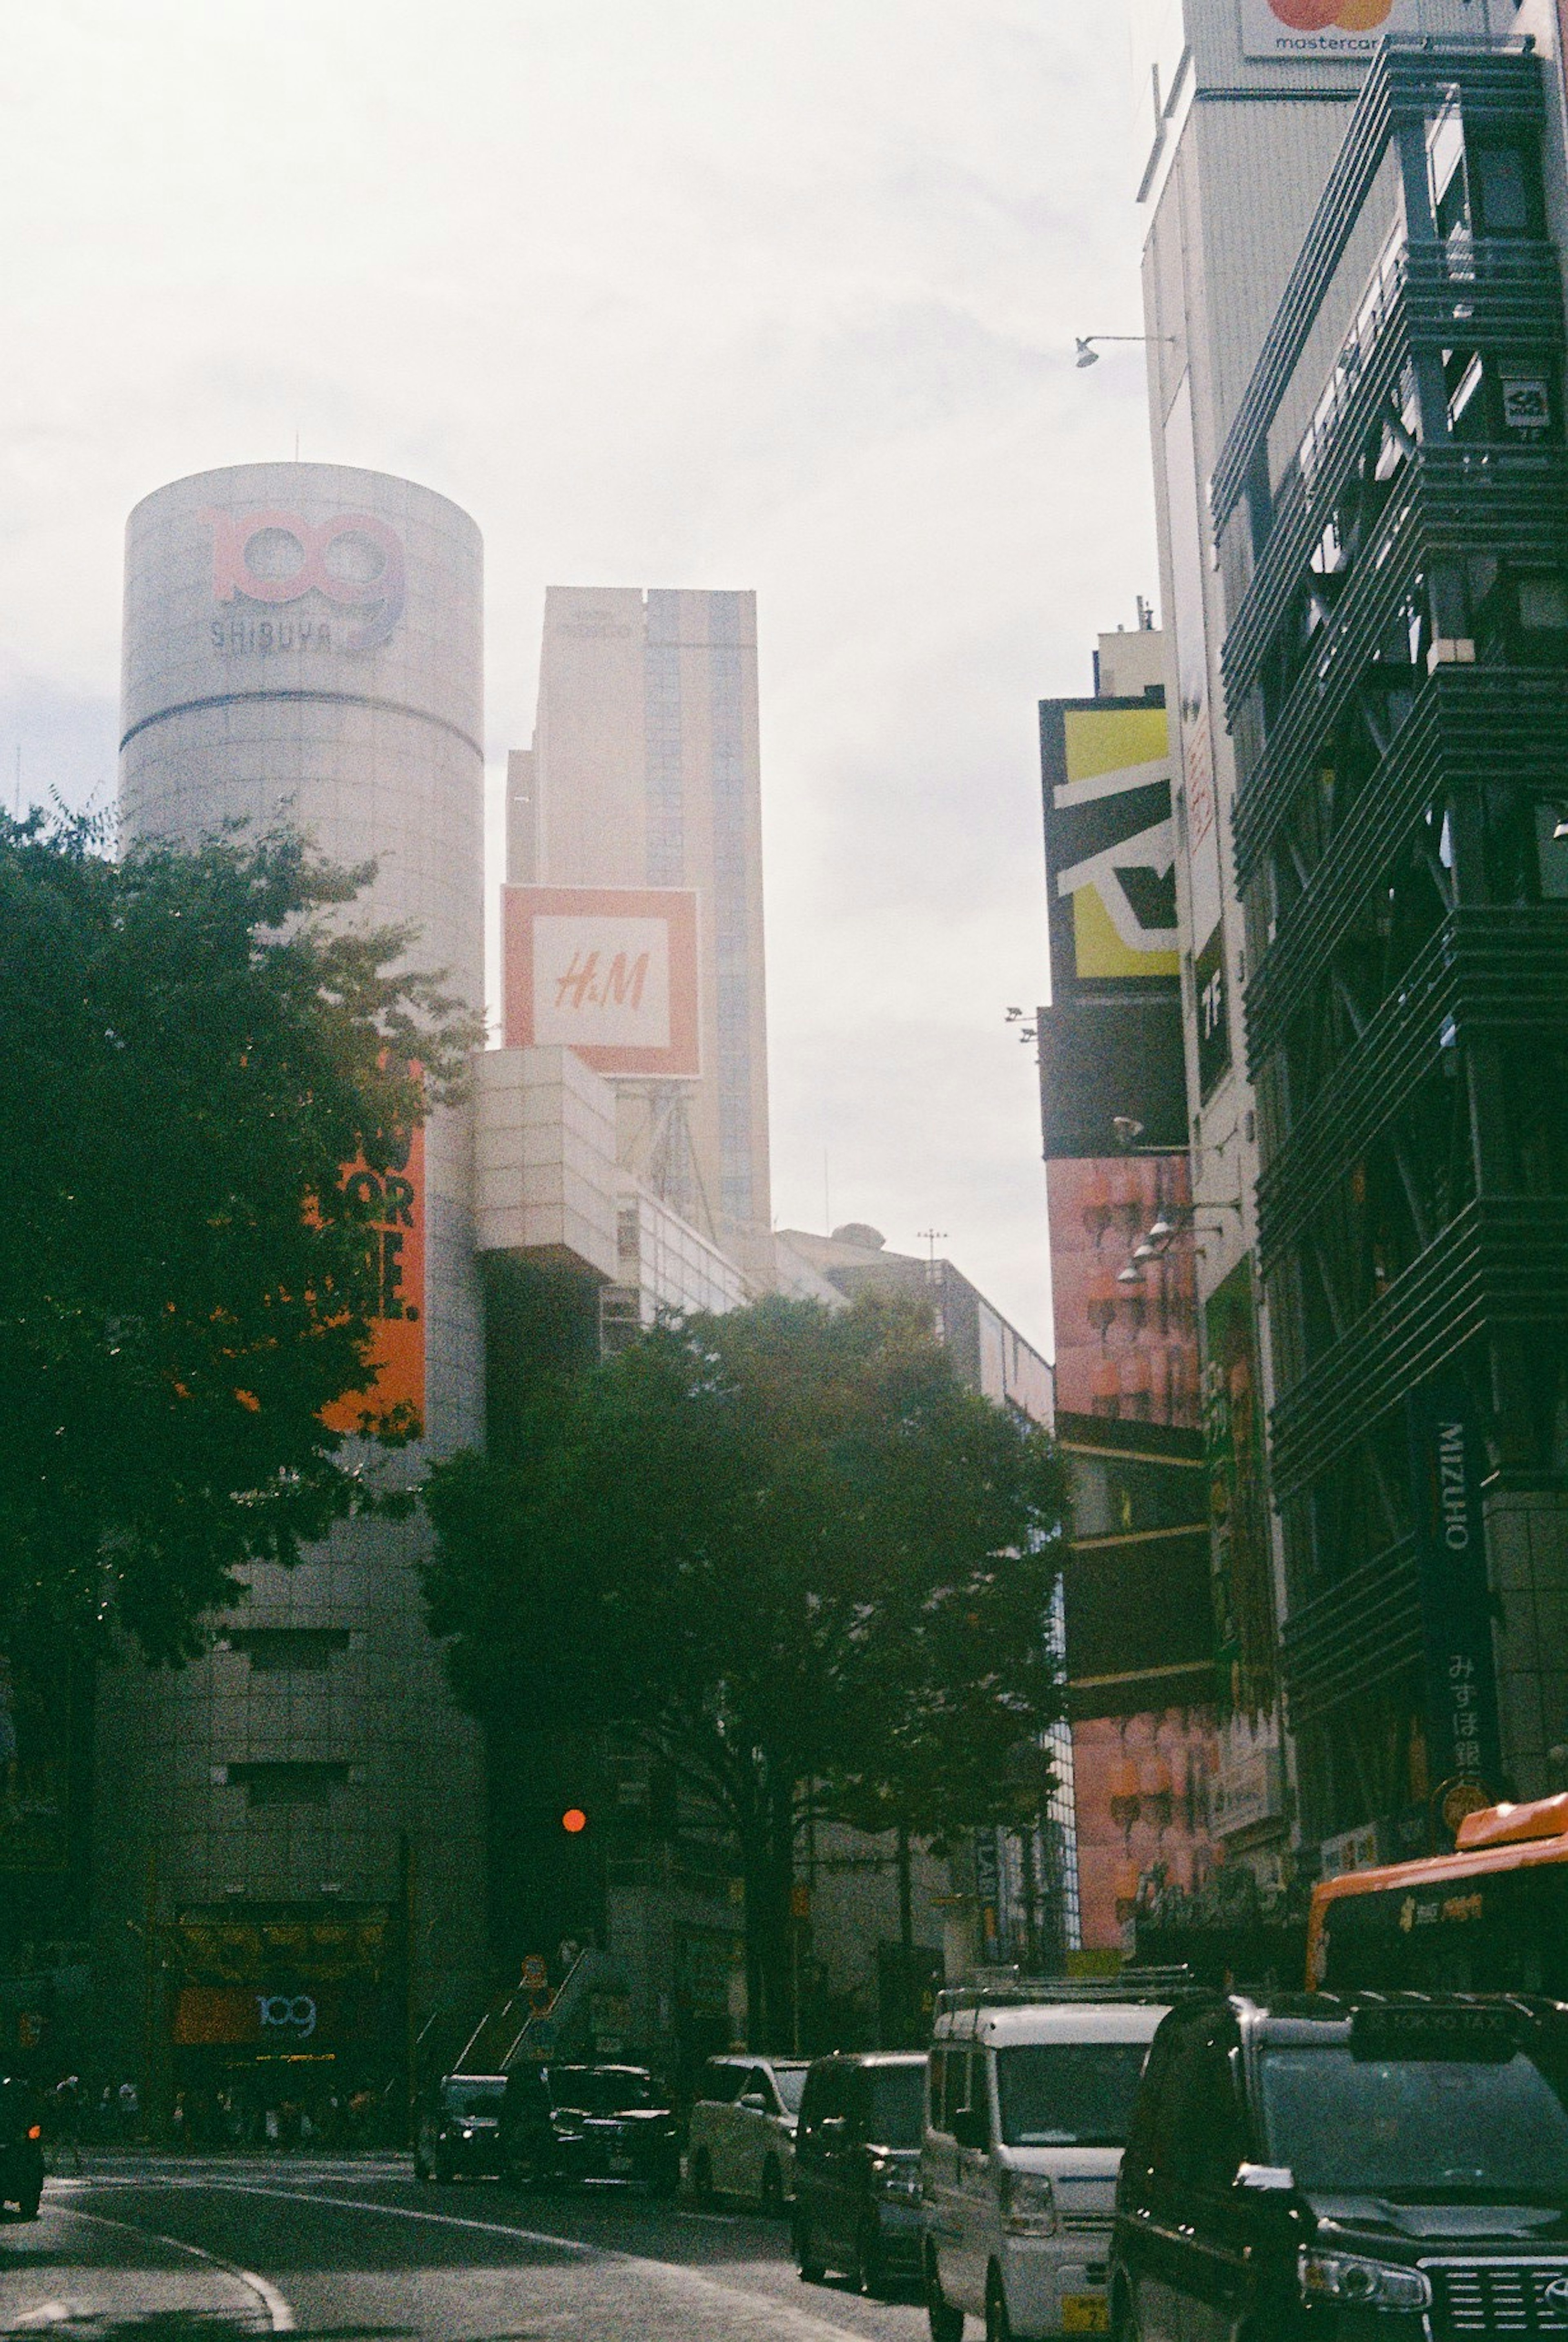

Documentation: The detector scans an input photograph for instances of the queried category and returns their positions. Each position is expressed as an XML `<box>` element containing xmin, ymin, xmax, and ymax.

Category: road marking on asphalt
<box><xmin>11</xmin><ymin>2302</ymin><xmax>78</xmax><ymax>2325</ymax></box>
<box><xmin>106</xmin><ymin>2177</ymin><xmax>883</xmax><ymax>2342</ymax></box>
<box><xmin>52</xmin><ymin>2202</ymin><xmax>296</xmax><ymax>2333</ymax></box>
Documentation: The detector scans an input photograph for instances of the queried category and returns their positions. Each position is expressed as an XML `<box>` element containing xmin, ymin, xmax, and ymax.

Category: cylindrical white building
<box><xmin>99</xmin><ymin>464</ymin><xmax>488</xmax><ymax>2106</ymax></box>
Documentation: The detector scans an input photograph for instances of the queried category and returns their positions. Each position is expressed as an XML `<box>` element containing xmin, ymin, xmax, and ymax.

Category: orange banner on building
<box><xmin>1047</xmin><ymin>1154</ymin><xmax>1198</xmax><ymax>1429</ymax></box>
<box><xmin>322</xmin><ymin>1119</ymin><xmax>425</xmax><ymax>1434</ymax></box>
<box><xmin>1072</xmin><ymin>1709</ymin><xmax>1219</xmax><ymax>1953</ymax></box>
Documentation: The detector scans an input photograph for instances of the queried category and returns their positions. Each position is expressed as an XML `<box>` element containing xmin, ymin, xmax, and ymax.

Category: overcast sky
<box><xmin>4</xmin><ymin>1</ymin><xmax>1158</xmax><ymax>1353</ymax></box>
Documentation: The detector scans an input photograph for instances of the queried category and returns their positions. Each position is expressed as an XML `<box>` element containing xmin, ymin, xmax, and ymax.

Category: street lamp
<box><xmin>1075</xmin><ymin>334</ymin><xmax>1177</xmax><ymax>369</ymax></box>
<box><xmin>1116</xmin><ymin>1198</ymin><xmax>1243</xmax><ymax>1286</ymax></box>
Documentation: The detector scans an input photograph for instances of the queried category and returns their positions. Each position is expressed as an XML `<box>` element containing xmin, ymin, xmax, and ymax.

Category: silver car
<box><xmin>687</xmin><ymin>2055</ymin><xmax>808</xmax><ymax>2209</ymax></box>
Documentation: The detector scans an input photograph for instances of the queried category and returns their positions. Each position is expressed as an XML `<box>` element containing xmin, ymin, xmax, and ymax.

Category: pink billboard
<box><xmin>1047</xmin><ymin>1155</ymin><xmax>1198</xmax><ymax>1429</ymax></box>
<box><xmin>1072</xmin><ymin>1709</ymin><xmax>1220</xmax><ymax>1953</ymax></box>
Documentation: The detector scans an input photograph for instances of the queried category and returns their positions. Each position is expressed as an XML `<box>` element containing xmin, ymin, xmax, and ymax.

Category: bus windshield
<box><xmin>1260</xmin><ymin>2044</ymin><xmax>1568</xmax><ymax>2196</ymax></box>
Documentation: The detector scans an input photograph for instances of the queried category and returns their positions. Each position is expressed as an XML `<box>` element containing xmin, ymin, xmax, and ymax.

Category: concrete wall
<box><xmin>474</xmin><ymin>1045</ymin><xmax>619</xmax><ymax>1278</ymax></box>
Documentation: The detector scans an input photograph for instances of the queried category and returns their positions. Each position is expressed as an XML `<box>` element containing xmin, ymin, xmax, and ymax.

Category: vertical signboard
<box><xmin>1203</xmin><ymin>1261</ymin><xmax>1276</xmax><ymax>1718</ymax></box>
<box><xmin>1040</xmin><ymin>694</ymin><xmax>1195</xmax><ymax>1419</ymax></box>
<box><xmin>1040</xmin><ymin>700</ymin><xmax>1179</xmax><ymax>1000</ymax></box>
<box><xmin>1407</xmin><ymin>1379</ymin><xmax>1501</xmax><ymax>1810</ymax></box>
<box><xmin>321</xmin><ymin>1118</ymin><xmax>426</xmax><ymax>1435</ymax></box>
<box><xmin>1164</xmin><ymin>375</ymin><xmax>1232</xmax><ymax>1100</ymax></box>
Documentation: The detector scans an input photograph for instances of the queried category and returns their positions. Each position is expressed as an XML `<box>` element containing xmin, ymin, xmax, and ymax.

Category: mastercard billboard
<box><xmin>503</xmin><ymin>885</ymin><xmax>701</xmax><ymax>1078</ymax></box>
<box><xmin>1242</xmin><ymin>0</ymin><xmax>1415</xmax><ymax>57</ymax></box>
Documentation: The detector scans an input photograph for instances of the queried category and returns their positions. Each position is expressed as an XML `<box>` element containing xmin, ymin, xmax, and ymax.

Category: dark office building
<box><xmin>1214</xmin><ymin>41</ymin><xmax>1568</xmax><ymax>1849</ymax></box>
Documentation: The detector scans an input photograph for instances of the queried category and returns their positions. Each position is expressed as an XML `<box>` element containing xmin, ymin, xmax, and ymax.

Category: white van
<box><xmin>922</xmin><ymin>1989</ymin><xmax>1170</xmax><ymax>2342</ymax></box>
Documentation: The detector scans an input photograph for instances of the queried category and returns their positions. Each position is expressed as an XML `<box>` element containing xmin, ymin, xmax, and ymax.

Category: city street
<box><xmin>0</xmin><ymin>2162</ymin><xmax>926</xmax><ymax>2342</ymax></box>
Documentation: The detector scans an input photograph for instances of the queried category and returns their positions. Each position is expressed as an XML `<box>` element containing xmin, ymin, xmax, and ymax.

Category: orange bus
<box><xmin>1308</xmin><ymin>1792</ymin><xmax>1568</xmax><ymax>1997</ymax></box>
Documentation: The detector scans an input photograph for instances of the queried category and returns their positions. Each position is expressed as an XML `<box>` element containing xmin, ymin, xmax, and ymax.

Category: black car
<box><xmin>793</xmin><ymin>2051</ymin><xmax>927</xmax><ymax>2297</ymax></box>
<box><xmin>414</xmin><ymin>2072</ymin><xmax>508</xmax><ymax>2182</ymax></box>
<box><xmin>500</xmin><ymin>2063</ymin><xmax>679</xmax><ymax>2194</ymax></box>
<box><xmin>1110</xmin><ymin>1990</ymin><xmax>1568</xmax><ymax>2342</ymax></box>
<box><xmin>0</xmin><ymin>2079</ymin><xmax>44</xmax><ymax>2220</ymax></box>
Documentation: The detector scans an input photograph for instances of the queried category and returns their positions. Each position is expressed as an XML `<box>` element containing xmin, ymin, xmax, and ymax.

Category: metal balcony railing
<box><xmin>1212</xmin><ymin>43</ymin><xmax>1545</xmax><ymax>535</ymax></box>
<box><xmin>1233</xmin><ymin>447</ymin><xmax>1568</xmax><ymax>890</ymax></box>
<box><xmin>1255</xmin><ymin>906</ymin><xmax>1568</xmax><ymax>1274</ymax></box>
<box><xmin>1269</xmin><ymin>1197</ymin><xmax>1568</xmax><ymax>1504</ymax></box>
<box><xmin>1223</xmin><ymin>238</ymin><xmax>1565</xmax><ymax>711</ymax></box>
<box><xmin>1244</xmin><ymin>667</ymin><xmax>1568</xmax><ymax>1061</ymax></box>
<box><xmin>1281</xmin><ymin>1535</ymin><xmax>1423</xmax><ymax>1729</ymax></box>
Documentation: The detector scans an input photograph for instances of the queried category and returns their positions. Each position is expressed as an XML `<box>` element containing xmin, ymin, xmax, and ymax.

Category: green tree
<box><xmin>422</xmin><ymin>1290</ymin><xmax>1069</xmax><ymax>2046</ymax></box>
<box><xmin>0</xmin><ymin>812</ymin><xmax>481</xmax><ymax>1660</ymax></box>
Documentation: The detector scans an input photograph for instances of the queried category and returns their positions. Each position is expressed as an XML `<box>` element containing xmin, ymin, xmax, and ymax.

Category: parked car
<box><xmin>1109</xmin><ymin>1990</ymin><xmax>1568</xmax><ymax>2342</ymax></box>
<box><xmin>687</xmin><ymin>2054</ymin><xmax>808</xmax><ymax>2209</ymax></box>
<box><xmin>923</xmin><ymin>1988</ymin><xmax>1170</xmax><ymax>2342</ymax></box>
<box><xmin>500</xmin><ymin>2063</ymin><xmax>680</xmax><ymax>2194</ymax></box>
<box><xmin>414</xmin><ymin>2072</ymin><xmax>507</xmax><ymax>2182</ymax></box>
<box><xmin>0</xmin><ymin>2079</ymin><xmax>44</xmax><ymax>2220</ymax></box>
<box><xmin>793</xmin><ymin>2051</ymin><xmax>927</xmax><ymax>2295</ymax></box>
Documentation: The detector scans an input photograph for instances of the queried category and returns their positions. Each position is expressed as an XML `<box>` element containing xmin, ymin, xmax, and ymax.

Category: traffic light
<box><xmin>561</xmin><ymin>1807</ymin><xmax>587</xmax><ymax>1835</ymax></box>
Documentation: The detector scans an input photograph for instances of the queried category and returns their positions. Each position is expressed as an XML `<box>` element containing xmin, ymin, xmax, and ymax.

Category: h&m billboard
<box><xmin>503</xmin><ymin>886</ymin><xmax>701</xmax><ymax>1078</ymax></box>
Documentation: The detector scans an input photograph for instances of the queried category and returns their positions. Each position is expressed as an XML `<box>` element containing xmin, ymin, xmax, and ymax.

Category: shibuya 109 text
<box><xmin>212</xmin><ymin>616</ymin><xmax>345</xmax><ymax>655</ymax></box>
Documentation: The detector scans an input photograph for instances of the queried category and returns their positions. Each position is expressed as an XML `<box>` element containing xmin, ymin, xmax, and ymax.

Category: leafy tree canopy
<box><xmin>422</xmin><ymin>1290</ymin><xmax>1069</xmax><ymax>2041</ymax></box>
<box><xmin>0</xmin><ymin>811</ymin><xmax>481</xmax><ymax>1660</ymax></box>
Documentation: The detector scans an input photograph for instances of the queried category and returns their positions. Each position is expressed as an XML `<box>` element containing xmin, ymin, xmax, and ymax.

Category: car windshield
<box><xmin>552</xmin><ymin>2068</ymin><xmax>653</xmax><ymax>2113</ymax></box>
<box><xmin>441</xmin><ymin>2079</ymin><xmax>505</xmax><ymax>2116</ymax></box>
<box><xmin>866</xmin><ymin>2063</ymin><xmax>926</xmax><ymax>2146</ymax></box>
<box><xmin>1259</xmin><ymin>2045</ymin><xmax>1568</xmax><ymax>2195</ymax></box>
<box><xmin>773</xmin><ymin>2067</ymin><xmax>807</xmax><ymax>2115</ymax></box>
<box><xmin>996</xmin><ymin>2042</ymin><xmax>1150</xmax><ymax>2147</ymax></box>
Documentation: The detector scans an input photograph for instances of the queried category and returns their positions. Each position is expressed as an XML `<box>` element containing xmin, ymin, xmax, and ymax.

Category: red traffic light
<box><xmin>561</xmin><ymin>1807</ymin><xmax>588</xmax><ymax>1834</ymax></box>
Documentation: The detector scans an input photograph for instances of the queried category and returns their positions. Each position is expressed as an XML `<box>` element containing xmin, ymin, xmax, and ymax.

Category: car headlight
<box><xmin>1299</xmin><ymin>2251</ymin><xmax>1430</xmax><ymax>2313</ymax></box>
<box><xmin>999</xmin><ymin>2169</ymin><xmax>1057</xmax><ymax>2237</ymax></box>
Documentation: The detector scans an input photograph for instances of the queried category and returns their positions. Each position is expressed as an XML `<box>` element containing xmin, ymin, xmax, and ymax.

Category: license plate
<box><xmin>1062</xmin><ymin>2298</ymin><xmax>1109</xmax><ymax>2334</ymax></box>
<box><xmin>609</xmin><ymin>2155</ymin><xmax>634</xmax><ymax>2175</ymax></box>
